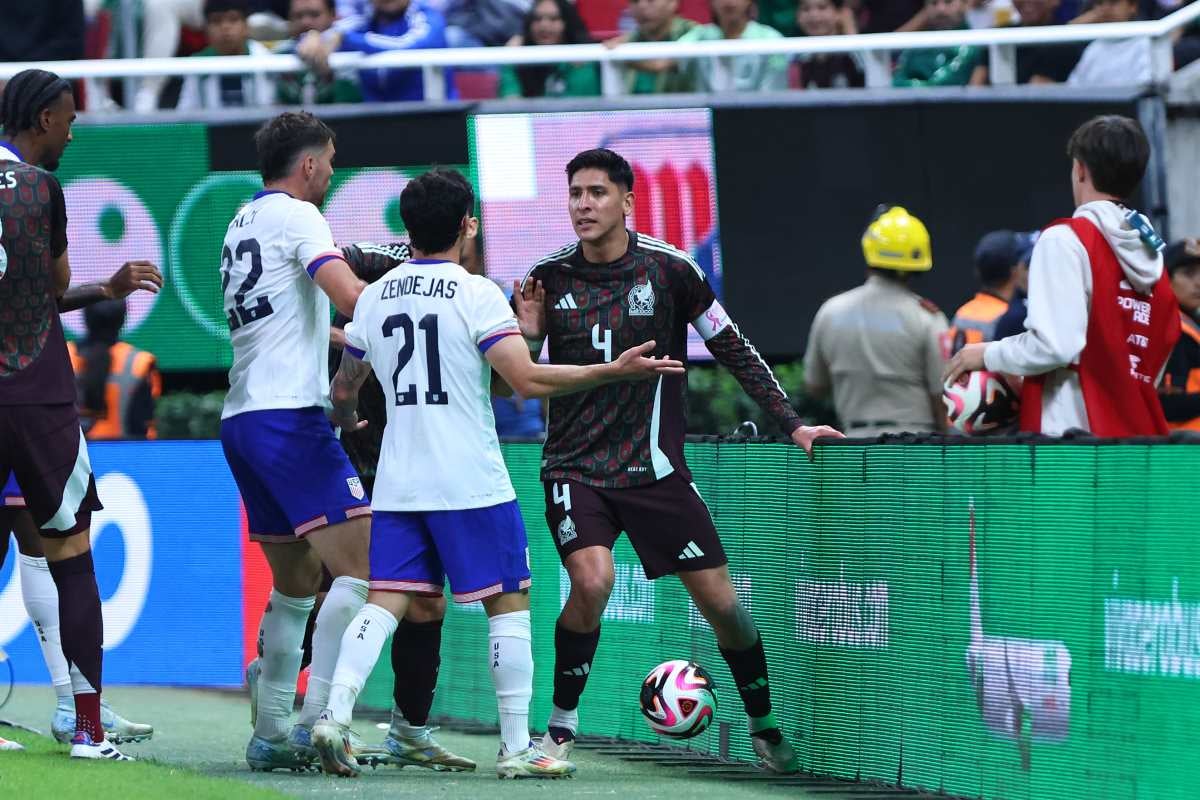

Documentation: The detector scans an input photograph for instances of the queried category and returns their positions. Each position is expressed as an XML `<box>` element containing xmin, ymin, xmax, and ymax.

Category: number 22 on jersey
<box><xmin>221</xmin><ymin>237</ymin><xmax>274</xmax><ymax>331</ymax></box>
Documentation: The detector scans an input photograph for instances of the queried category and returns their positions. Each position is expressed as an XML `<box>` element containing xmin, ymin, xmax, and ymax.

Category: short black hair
<box><xmin>204</xmin><ymin>0</ymin><xmax>250</xmax><ymax>17</ymax></box>
<box><xmin>254</xmin><ymin>111</ymin><xmax>335</xmax><ymax>183</ymax></box>
<box><xmin>0</xmin><ymin>69</ymin><xmax>73</xmax><ymax>137</ymax></box>
<box><xmin>566</xmin><ymin>148</ymin><xmax>634</xmax><ymax>193</ymax></box>
<box><xmin>1066</xmin><ymin>115</ymin><xmax>1150</xmax><ymax>200</ymax></box>
<box><xmin>400</xmin><ymin>168</ymin><xmax>475</xmax><ymax>254</ymax></box>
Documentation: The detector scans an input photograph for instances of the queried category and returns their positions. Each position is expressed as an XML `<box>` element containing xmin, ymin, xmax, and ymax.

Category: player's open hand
<box><xmin>612</xmin><ymin>340</ymin><xmax>685</xmax><ymax>380</ymax></box>
<box><xmin>790</xmin><ymin>424</ymin><xmax>844</xmax><ymax>459</ymax></box>
<box><xmin>512</xmin><ymin>278</ymin><xmax>546</xmax><ymax>340</ymax></box>
<box><xmin>942</xmin><ymin>342</ymin><xmax>988</xmax><ymax>387</ymax></box>
<box><xmin>329</xmin><ymin>407</ymin><xmax>368</xmax><ymax>434</ymax></box>
<box><xmin>107</xmin><ymin>260</ymin><xmax>163</xmax><ymax>299</ymax></box>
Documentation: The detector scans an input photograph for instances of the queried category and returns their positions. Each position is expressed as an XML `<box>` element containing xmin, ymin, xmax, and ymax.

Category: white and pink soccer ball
<box><xmin>639</xmin><ymin>659</ymin><xmax>718</xmax><ymax>739</ymax></box>
<box><xmin>943</xmin><ymin>370</ymin><xmax>1020</xmax><ymax>435</ymax></box>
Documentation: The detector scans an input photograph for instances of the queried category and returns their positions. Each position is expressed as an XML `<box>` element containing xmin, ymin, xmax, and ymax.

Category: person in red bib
<box><xmin>944</xmin><ymin>115</ymin><xmax>1180</xmax><ymax>436</ymax></box>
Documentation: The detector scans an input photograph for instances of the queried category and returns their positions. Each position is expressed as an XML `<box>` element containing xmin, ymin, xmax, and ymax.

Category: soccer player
<box><xmin>1</xmin><ymin>261</ymin><xmax>161</xmax><ymax>747</ymax></box>
<box><xmin>513</xmin><ymin>148</ymin><xmax>842</xmax><ymax>774</ymax></box>
<box><xmin>311</xmin><ymin>167</ymin><xmax>683</xmax><ymax>778</ymax></box>
<box><xmin>219</xmin><ymin>111</ymin><xmax>373</xmax><ymax>771</ymax></box>
<box><xmin>0</xmin><ymin>68</ymin><xmax>133</xmax><ymax>761</ymax></box>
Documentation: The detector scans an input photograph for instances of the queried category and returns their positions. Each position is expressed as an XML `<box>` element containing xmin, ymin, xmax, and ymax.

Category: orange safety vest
<box><xmin>1164</xmin><ymin>313</ymin><xmax>1200</xmax><ymax>432</ymax></box>
<box><xmin>948</xmin><ymin>291</ymin><xmax>1009</xmax><ymax>353</ymax></box>
<box><xmin>68</xmin><ymin>341</ymin><xmax>161</xmax><ymax>440</ymax></box>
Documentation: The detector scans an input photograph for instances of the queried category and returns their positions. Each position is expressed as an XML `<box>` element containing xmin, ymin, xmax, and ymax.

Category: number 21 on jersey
<box><xmin>383</xmin><ymin>312</ymin><xmax>449</xmax><ymax>406</ymax></box>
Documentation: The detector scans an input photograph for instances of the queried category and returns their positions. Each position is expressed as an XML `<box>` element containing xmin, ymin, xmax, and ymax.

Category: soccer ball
<box><xmin>943</xmin><ymin>370</ymin><xmax>1019</xmax><ymax>434</ymax></box>
<box><xmin>639</xmin><ymin>659</ymin><xmax>717</xmax><ymax>739</ymax></box>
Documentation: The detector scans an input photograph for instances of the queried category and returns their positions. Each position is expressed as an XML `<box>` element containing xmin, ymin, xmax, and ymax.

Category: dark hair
<box><xmin>566</xmin><ymin>148</ymin><xmax>634</xmax><ymax>192</ymax></box>
<box><xmin>515</xmin><ymin>0</ymin><xmax>594</xmax><ymax>98</ymax></box>
<box><xmin>0</xmin><ymin>69</ymin><xmax>73</xmax><ymax>137</ymax></box>
<box><xmin>1066</xmin><ymin>115</ymin><xmax>1150</xmax><ymax>200</ymax></box>
<box><xmin>292</xmin><ymin>0</ymin><xmax>335</xmax><ymax>12</ymax></box>
<box><xmin>399</xmin><ymin>168</ymin><xmax>475</xmax><ymax>254</ymax></box>
<box><xmin>254</xmin><ymin>111</ymin><xmax>335</xmax><ymax>183</ymax></box>
<box><xmin>79</xmin><ymin>299</ymin><xmax>127</xmax><ymax>416</ymax></box>
<box><xmin>204</xmin><ymin>0</ymin><xmax>250</xmax><ymax>17</ymax></box>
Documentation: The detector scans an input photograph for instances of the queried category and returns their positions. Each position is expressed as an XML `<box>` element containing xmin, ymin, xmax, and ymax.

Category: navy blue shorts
<box><xmin>220</xmin><ymin>407</ymin><xmax>371</xmax><ymax>541</ymax></box>
<box><xmin>370</xmin><ymin>500</ymin><xmax>531</xmax><ymax>604</ymax></box>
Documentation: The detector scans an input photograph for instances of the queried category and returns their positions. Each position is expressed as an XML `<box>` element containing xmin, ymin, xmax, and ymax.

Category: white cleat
<box><xmin>496</xmin><ymin>741</ymin><xmax>576</xmax><ymax>779</ymax></box>
<box><xmin>540</xmin><ymin>726</ymin><xmax>576</xmax><ymax>761</ymax></box>
<box><xmin>0</xmin><ymin>735</ymin><xmax>24</xmax><ymax>751</ymax></box>
<box><xmin>312</xmin><ymin>713</ymin><xmax>361</xmax><ymax>777</ymax></box>
<box><xmin>69</xmin><ymin>731</ymin><xmax>133</xmax><ymax>761</ymax></box>
<box><xmin>383</xmin><ymin>723</ymin><xmax>476</xmax><ymax>771</ymax></box>
<box><xmin>53</xmin><ymin>700</ymin><xmax>154</xmax><ymax>744</ymax></box>
<box><xmin>751</xmin><ymin>729</ymin><xmax>798</xmax><ymax>774</ymax></box>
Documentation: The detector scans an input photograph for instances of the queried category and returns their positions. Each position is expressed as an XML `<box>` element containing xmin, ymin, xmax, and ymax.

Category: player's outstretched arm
<box><xmin>329</xmin><ymin>350</ymin><xmax>372</xmax><ymax>432</ymax></box>
<box><xmin>313</xmin><ymin>257</ymin><xmax>367</xmax><ymax>318</ymax></box>
<box><xmin>486</xmin><ymin>336</ymin><xmax>683</xmax><ymax>399</ymax></box>
<box><xmin>58</xmin><ymin>260</ymin><xmax>163</xmax><ymax>312</ymax></box>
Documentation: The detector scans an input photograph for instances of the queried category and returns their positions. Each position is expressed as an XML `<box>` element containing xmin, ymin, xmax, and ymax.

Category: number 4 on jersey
<box><xmin>591</xmin><ymin>324</ymin><xmax>612</xmax><ymax>363</ymax></box>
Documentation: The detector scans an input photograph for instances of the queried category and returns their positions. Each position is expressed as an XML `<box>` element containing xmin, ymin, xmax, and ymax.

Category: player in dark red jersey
<box><xmin>515</xmin><ymin>148</ymin><xmax>842</xmax><ymax>774</ymax></box>
<box><xmin>0</xmin><ymin>69</ymin><xmax>158</xmax><ymax>761</ymax></box>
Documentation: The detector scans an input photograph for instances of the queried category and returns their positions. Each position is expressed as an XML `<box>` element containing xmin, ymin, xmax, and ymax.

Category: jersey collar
<box><xmin>0</xmin><ymin>142</ymin><xmax>23</xmax><ymax>163</ymax></box>
<box><xmin>252</xmin><ymin>189</ymin><xmax>291</xmax><ymax>200</ymax></box>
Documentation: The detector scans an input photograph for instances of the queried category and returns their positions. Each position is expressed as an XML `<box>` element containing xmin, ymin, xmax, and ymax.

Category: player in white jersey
<box><xmin>309</xmin><ymin>168</ymin><xmax>683</xmax><ymax>779</ymax></box>
<box><xmin>218</xmin><ymin>112</ymin><xmax>374</xmax><ymax>772</ymax></box>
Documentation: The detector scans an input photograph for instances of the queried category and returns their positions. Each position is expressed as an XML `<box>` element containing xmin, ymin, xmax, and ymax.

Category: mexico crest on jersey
<box><xmin>346</xmin><ymin>476</ymin><xmax>365</xmax><ymax>500</ymax></box>
<box><xmin>558</xmin><ymin>516</ymin><xmax>578</xmax><ymax>545</ymax></box>
<box><xmin>628</xmin><ymin>281</ymin><xmax>655</xmax><ymax>316</ymax></box>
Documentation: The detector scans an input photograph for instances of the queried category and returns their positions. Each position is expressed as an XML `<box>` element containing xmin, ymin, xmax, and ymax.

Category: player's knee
<box><xmin>406</xmin><ymin>593</ymin><xmax>447</xmax><ymax>622</ymax></box>
<box><xmin>570</xmin><ymin>571</ymin><xmax>614</xmax><ymax>610</ymax></box>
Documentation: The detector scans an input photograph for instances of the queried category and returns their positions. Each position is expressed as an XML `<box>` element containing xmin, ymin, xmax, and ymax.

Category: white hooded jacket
<box><xmin>984</xmin><ymin>201</ymin><xmax>1165</xmax><ymax>435</ymax></box>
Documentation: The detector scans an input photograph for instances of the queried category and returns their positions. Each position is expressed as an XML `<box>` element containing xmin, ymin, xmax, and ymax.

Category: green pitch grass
<box><xmin>1</xmin><ymin>686</ymin><xmax>834</xmax><ymax>799</ymax></box>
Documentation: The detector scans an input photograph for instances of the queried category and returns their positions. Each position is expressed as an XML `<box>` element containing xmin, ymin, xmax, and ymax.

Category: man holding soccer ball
<box><xmin>945</xmin><ymin>115</ymin><xmax>1179</xmax><ymax>437</ymax></box>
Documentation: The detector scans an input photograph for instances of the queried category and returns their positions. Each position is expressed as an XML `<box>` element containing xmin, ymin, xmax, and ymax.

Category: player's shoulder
<box><xmin>915</xmin><ymin>295</ymin><xmax>942</xmax><ymax>316</ymax></box>
<box><xmin>521</xmin><ymin>241</ymin><xmax>579</xmax><ymax>287</ymax></box>
<box><xmin>633</xmin><ymin>232</ymin><xmax>704</xmax><ymax>278</ymax></box>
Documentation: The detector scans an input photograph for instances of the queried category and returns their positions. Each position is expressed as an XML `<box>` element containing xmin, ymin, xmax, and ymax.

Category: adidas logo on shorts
<box><xmin>678</xmin><ymin>541</ymin><xmax>705</xmax><ymax>560</ymax></box>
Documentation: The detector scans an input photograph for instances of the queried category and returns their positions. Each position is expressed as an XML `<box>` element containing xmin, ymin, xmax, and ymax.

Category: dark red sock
<box><xmin>73</xmin><ymin>692</ymin><xmax>102</xmax><ymax>741</ymax></box>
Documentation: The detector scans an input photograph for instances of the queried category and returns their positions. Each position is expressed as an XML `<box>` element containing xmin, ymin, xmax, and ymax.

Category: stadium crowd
<box><xmin>3</xmin><ymin>0</ymin><xmax>1200</xmax><ymax>108</ymax></box>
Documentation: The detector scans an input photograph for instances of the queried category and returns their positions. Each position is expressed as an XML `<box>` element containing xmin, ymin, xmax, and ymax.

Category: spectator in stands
<box><xmin>853</xmin><ymin>0</ymin><xmax>926</xmax><ymax>32</ymax></box>
<box><xmin>277</xmin><ymin>0</ymin><xmax>363</xmax><ymax>104</ymax></box>
<box><xmin>1068</xmin><ymin>0</ymin><xmax>1152</xmax><ymax>86</ymax></box>
<box><xmin>893</xmin><ymin>0</ymin><xmax>983</xmax><ymax>86</ymax></box>
<box><xmin>178</xmin><ymin>0</ymin><xmax>276</xmax><ymax>110</ymax></box>
<box><xmin>135</xmin><ymin>0</ymin><xmax>205</xmax><ymax>111</ymax></box>
<box><xmin>68</xmin><ymin>300</ymin><xmax>161</xmax><ymax>440</ymax></box>
<box><xmin>443</xmin><ymin>0</ymin><xmax>533</xmax><ymax>47</ymax></box>
<box><xmin>969</xmin><ymin>0</ymin><xmax>1087</xmax><ymax>85</ymax></box>
<box><xmin>965</xmin><ymin>0</ymin><xmax>1017</xmax><ymax>27</ymax></box>
<box><xmin>793</xmin><ymin>0</ymin><xmax>864</xmax><ymax>88</ymax></box>
<box><xmin>603</xmin><ymin>0</ymin><xmax>697</xmax><ymax>94</ymax></box>
<box><xmin>300</xmin><ymin>0</ymin><xmax>452</xmax><ymax>102</ymax></box>
<box><xmin>676</xmin><ymin>0</ymin><xmax>789</xmax><ymax>92</ymax></box>
<box><xmin>948</xmin><ymin>230</ymin><xmax>1035</xmax><ymax>353</ymax></box>
<box><xmin>1158</xmin><ymin>238</ymin><xmax>1200</xmax><ymax>430</ymax></box>
<box><xmin>498</xmin><ymin>0</ymin><xmax>599</xmax><ymax>97</ymax></box>
<box><xmin>0</xmin><ymin>2</ymin><xmax>85</xmax><ymax>63</ymax></box>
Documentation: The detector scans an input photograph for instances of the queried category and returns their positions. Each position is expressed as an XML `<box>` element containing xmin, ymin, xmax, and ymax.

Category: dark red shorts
<box><xmin>0</xmin><ymin>403</ymin><xmax>102</xmax><ymax>536</ymax></box>
<box><xmin>543</xmin><ymin>473</ymin><xmax>727</xmax><ymax>580</ymax></box>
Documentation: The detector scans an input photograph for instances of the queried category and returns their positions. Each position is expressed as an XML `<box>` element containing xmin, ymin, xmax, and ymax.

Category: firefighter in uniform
<box><xmin>67</xmin><ymin>299</ymin><xmax>160</xmax><ymax>439</ymax></box>
<box><xmin>1159</xmin><ymin>238</ymin><xmax>1200</xmax><ymax>431</ymax></box>
<box><xmin>948</xmin><ymin>230</ymin><xmax>1036</xmax><ymax>353</ymax></box>
<box><xmin>804</xmin><ymin>206</ymin><xmax>949</xmax><ymax>436</ymax></box>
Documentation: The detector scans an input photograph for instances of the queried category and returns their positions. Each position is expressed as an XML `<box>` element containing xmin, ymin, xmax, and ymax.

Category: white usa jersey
<box><xmin>343</xmin><ymin>260</ymin><xmax>520</xmax><ymax>511</ymax></box>
<box><xmin>220</xmin><ymin>190</ymin><xmax>343</xmax><ymax>419</ymax></box>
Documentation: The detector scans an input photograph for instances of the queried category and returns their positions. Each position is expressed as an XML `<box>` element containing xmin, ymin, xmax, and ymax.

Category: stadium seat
<box><xmin>453</xmin><ymin>70</ymin><xmax>500</xmax><ymax>100</ymax></box>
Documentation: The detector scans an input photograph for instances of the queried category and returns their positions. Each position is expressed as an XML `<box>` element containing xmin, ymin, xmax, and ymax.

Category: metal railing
<box><xmin>4</xmin><ymin>3</ymin><xmax>1200</xmax><ymax>104</ymax></box>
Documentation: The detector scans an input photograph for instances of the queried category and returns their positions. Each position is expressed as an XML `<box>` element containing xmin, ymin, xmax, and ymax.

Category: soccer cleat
<box><xmin>246</xmin><ymin>658</ymin><xmax>261</xmax><ymax>729</ymax></box>
<box><xmin>751</xmin><ymin>728</ymin><xmax>798</xmax><ymax>774</ymax></box>
<box><xmin>245</xmin><ymin>734</ymin><xmax>313</xmax><ymax>772</ymax></box>
<box><xmin>69</xmin><ymin>731</ymin><xmax>133</xmax><ymax>761</ymax></box>
<box><xmin>291</xmin><ymin>722</ymin><xmax>388</xmax><ymax>769</ymax></box>
<box><xmin>0</xmin><ymin>735</ymin><xmax>24</xmax><ymax>751</ymax></box>
<box><xmin>53</xmin><ymin>700</ymin><xmax>154</xmax><ymax>744</ymax></box>
<box><xmin>496</xmin><ymin>741</ymin><xmax>576</xmax><ymax>779</ymax></box>
<box><xmin>383</xmin><ymin>724</ymin><xmax>476</xmax><ymax>771</ymax></box>
<box><xmin>540</xmin><ymin>725</ymin><xmax>575</xmax><ymax>761</ymax></box>
<box><xmin>312</xmin><ymin>713</ymin><xmax>361</xmax><ymax>777</ymax></box>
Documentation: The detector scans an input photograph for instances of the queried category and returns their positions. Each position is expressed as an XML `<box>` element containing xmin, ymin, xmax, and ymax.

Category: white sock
<box><xmin>489</xmin><ymin>610</ymin><xmax>533</xmax><ymax>754</ymax></box>
<box><xmin>548</xmin><ymin>704</ymin><xmax>579</xmax><ymax>736</ymax></box>
<box><xmin>298</xmin><ymin>576</ymin><xmax>369</xmax><ymax>728</ymax></box>
<box><xmin>18</xmin><ymin>555</ymin><xmax>72</xmax><ymax>706</ymax></box>
<box><xmin>253</xmin><ymin>590</ymin><xmax>315</xmax><ymax>741</ymax></box>
<box><xmin>327</xmin><ymin>602</ymin><xmax>397</xmax><ymax>726</ymax></box>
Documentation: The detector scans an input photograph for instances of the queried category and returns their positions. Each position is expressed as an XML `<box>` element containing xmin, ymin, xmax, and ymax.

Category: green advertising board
<box><xmin>360</xmin><ymin>440</ymin><xmax>1200</xmax><ymax>800</ymax></box>
<box><xmin>57</xmin><ymin>122</ymin><xmax>467</xmax><ymax>370</ymax></box>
